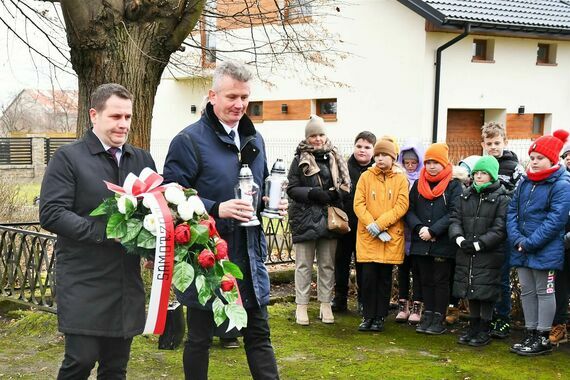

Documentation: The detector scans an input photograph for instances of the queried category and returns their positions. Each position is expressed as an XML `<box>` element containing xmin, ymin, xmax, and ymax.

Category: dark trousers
<box><xmin>448</xmin><ymin>259</ymin><xmax>459</xmax><ymax>306</ymax></box>
<box><xmin>360</xmin><ymin>263</ymin><xmax>393</xmax><ymax>319</ymax></box>
<box><xmin>553</xmin><ymin>253</ymin><xmax>570</xmax><ymax>325</ymax></box>
<box><xmin>415</xmin><ymin>255</ymin><xmax>452</xmax><ymax>315</ymax></box>
<box><xmin>493</xmin><ymin>247</ymin><xmax>512</xmax><ymax>320</ymax></box>
<box><xmin>397</xmin><ymin>254</ymin><xmax>422</xmax><ymax>301</ymax></box>
<box><xmin>57</xmin><ymin>334</ymin><xmax>133</xmax><ymax>380</ymax></box>
<box><xmin>183</xmin><ymin>306</ymin><xmax>279</xmax><ymax>380</ymax></box>
<box><xmin>334</xmin><ymin>229</ymin><xmax>362</xmax><ymax>301</ymax></box>
<box><xmin>469</xmin><ymin>299</ymin><xmax>494</xmax><ymax>321</ymax></box>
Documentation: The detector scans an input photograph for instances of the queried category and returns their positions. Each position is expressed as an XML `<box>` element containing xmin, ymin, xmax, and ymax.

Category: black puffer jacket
<box><xmin>406</xmin><ymin>178</ymin><xmax>463</xmax><ymax>258</ymax></box>
<box><xmin>287</xmin><ymin>152</ymin><xmax>345</xmax><ymax>243</ymax></box>
<box><xmin>449</xmin><ymin>181</ymin><xmax>510</xmax><ymax>301</ymax></box>
<box><xmin>345</xmin><ymin>154</ymin><xmax>374</xmax><ymax>230</ymax></box>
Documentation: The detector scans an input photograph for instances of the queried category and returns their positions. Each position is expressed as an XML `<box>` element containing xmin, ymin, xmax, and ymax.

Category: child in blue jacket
<box><xmin>507</xmin><ymin>130</ymin><xmax>570</xmax><ymax>356</ymax></box>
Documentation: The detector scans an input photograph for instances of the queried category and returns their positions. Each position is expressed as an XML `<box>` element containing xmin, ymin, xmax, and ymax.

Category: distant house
<box><xmin>0</xmin><ymin>89</ymin><xmax>78</xmax><ymax>137</ymax></box>
<box><xmin>150</xmin><ymin>0</ymin><xmax>570</xmax><ymax>168</ymax></box>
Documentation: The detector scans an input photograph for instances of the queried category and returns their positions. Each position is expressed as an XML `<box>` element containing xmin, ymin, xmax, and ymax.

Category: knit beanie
<box><xmin>402</xmin><ymin>150</ymin><xmax>419</xmax><ymax>162</ymax></box>
<box><xmin>424</xmin><ymin>143</ymin><xmax>450</xmax><ymax>166</ymax></box>
<box><xmin>379</xmin><ymin>135</ymin><xmax>400</xmax><ymax>156</ymax></box>
<box><xmin>472</xmin><ymin>155</ymin><xmax>499</xmax><ymax>182</ymax></box>
<box><xmin>561</xmin><ymin>143</ymin><xmax>570</xmax><ymax>158</ymax></box>
<box><xmin>374</xmin><ymin>139</ymin><xmax>397</xmax><ymax>160</ymax></box>
<box><xmin>305</xmin><ymin>115</ymin><xmax>326</xmax><ymax>138</ymax></box>
<box><xmin>529</xmin><ymin>129</ymin><xmax>569</xmax><ymax>164</ymax></box>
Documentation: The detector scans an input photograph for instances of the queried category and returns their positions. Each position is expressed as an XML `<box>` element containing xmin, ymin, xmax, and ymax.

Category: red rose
<box><xmin>174</xmin><ymin>224</ymin><xmax>191</xmax><ymax>244</ymax></box>
<box><xmin>197</xmin><ymin>249</ymin><xmax>215</xmax><ymax>268</ymax></box>
<box><xmin>215</xmin><ymin>239</ymin><xmax>228</xmax><ymax>260</ymax></box>
<box><xmin>200</xmin><ymin>216</ymin><xmax>218</xmax><ymax>237</ymax></box>
<box><xmin>221</xmin><ymin>278</ymin><xmax>234</xmax><ymax>292</ymax></box>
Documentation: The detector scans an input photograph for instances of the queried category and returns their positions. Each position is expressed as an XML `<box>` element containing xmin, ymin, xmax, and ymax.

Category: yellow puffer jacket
<box><xmin>354</xmin><ymin>164</ymin><xmax>410</xmax><ymax>264</ymax></box>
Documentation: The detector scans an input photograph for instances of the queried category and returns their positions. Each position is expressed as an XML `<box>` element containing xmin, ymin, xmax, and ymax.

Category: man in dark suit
<box><xmin>40</xmin><ymin>83</ymin><xmax>156</xmax><ymax>379</ymax></box>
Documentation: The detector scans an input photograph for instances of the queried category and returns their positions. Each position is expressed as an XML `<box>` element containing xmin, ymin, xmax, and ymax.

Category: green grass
<box><xmin>16</xmin><ymin>182</ymin><xmax>41</xmax><ymax>203</ymax></box>
<box><xmin>1</xmin><ymin>300</ymin><xmax>569</xmax><ymax>379</ymax></box>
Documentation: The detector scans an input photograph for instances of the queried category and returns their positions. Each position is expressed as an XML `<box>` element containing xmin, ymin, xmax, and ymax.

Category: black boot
<box><xmin>369</xmin><ymin>317</ymin><xmax>385</xmax><ymax>332</ymax></box>
<box><xmin>416</xmin><ymin>311</ymin><xmax>434</xmax><ymax>334</ymax></box>
<box><xmin>458</xmin><ymin>318</ymin><xmax>480</xmax><ymax>345</ymax></box>
<box><xmin>510</xmin><ymin>329</ymin><xmax>536</xmax><ymax>353</ymax></box>
<box><xmin>517</xmin><ymin>330</ymin><xmax>553</xmax><ymax>356</ymax></box>
<box><xmin>469</xmin><ymin>319</ymin><xmax>492</xmax><ymax>347</ymax></box>
<box><xmin>331</xmin><ymin>297</ymin><xmax>348</xmax><ymax>312</ymax></box>
<box><xmin>358</xmin><ymin>318</ymin><xmax>373</xmax><ymax>332</ymax></box>
<box><xmin>426</xmin><ymin>312</ymin><xmax>447</xmax><ymax>335</ymax></box>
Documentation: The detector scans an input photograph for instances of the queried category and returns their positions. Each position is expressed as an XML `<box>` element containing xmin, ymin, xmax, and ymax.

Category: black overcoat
<box><xmin>449</xmin><ymin>181</ymin><xmax>510</xmax><ymax>301</ymax></box>
<box><xmin>40</xmin><ymin>129</ymin><xmax>156</xmax><ymax>337</ymax></box>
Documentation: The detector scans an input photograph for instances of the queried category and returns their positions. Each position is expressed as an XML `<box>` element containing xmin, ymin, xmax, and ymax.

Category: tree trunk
<box><xmin>59</xmin><ymin>1</ymin><xmax>205</xmax><ymax>150</ymax></box>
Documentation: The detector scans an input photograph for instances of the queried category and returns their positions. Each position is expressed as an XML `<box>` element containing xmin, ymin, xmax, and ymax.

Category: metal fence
<box><xmin>44</xmin><ymin>138</ymin><xmax>76</xmax><ymax>164</ymax></box>
<box><xmin>0</xmin><ymin>138</ymin><xmax>33</xmax><ymax>165</ymax></box>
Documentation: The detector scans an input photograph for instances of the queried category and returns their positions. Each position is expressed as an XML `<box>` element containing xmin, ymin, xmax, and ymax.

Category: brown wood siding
<box><xmin>446</xmin><ymin>109</ymin><xmax>484</xmax><ymax>162</ymax></box>
<box><xmin>506</xmin><ymin>113</ymin><xmax>543</xmax><ymax>139</ymax></box>
<box><xmin>217</xmin><ymin>0</ymin><xmax>281</xmax><ymax>30</ymax></box>
<box><xmin>263</xmin><ymin>99</ymin><xmax>311</xmax><ymax>121</ymax></box>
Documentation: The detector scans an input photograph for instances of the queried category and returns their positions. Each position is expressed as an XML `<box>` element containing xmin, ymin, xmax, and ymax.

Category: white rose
<box><xmin>142</xmin><ymin>194</ymin><xmax>153</xmax><ymax>209</ymax></box>
<box><xmin>187</xmin><ymin>195</ymin><xmax>206</xmax><ymax>215</ymax></box>
<box><xmin>117</xmin><ymin>194</ymin><xmax>138</xmax><ymax>214</ymax></box>
<box><xmin>143</xmin><ymin>214</ymin><xmax>158</xmax><ymax>236</ymax></box>
<box><xmin>164</xmin><ymin>186</ymin><xmax>186</xmax><ymax>205</ymax></box>
<box><xmin>178</xmin><ymin>201</ymin><xmax>195</xmax><ymax>221</ymax></box>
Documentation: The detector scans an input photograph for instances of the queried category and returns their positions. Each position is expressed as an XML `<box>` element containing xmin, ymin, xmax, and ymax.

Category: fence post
<box><xmin>31</xmin><ymin>136</ymin><xmax>47</xmax><ymax>181</ymax></box>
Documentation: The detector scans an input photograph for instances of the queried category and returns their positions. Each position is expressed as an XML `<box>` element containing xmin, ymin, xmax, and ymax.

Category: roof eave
<box><xmin>397</xmin><ymin>0</ymin><xmax>447</xmax><ymax>25</ymax></box>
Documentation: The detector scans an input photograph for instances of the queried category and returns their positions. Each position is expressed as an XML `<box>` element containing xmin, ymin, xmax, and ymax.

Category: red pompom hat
<box><xmin>529</xmin><ymin>129</ymin><xmax>570</xmax><ymax>164</ymax></box>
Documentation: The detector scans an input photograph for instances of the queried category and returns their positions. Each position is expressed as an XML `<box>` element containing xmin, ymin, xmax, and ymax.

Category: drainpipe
<box><xmin>432</xmin><ymin>23</ymin><xmax>471</xmax><ymax>143</ymax></box>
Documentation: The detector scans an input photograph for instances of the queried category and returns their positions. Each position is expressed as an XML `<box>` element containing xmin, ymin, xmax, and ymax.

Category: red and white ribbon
<box><xmin>105</xmin><ymin>167</ymin><xmax>175</xmax><ymax>335</ymax></box>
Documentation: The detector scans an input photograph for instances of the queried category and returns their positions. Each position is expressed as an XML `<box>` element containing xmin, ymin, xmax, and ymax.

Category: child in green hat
<box><xmin>449</xmin><ymin>155</ymin><xmax>511</xmax><ymax>346</ymax></box>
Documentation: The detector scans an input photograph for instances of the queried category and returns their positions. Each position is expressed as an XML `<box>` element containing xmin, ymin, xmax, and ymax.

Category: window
<box><xmin>533</xmin><ymin>114</ymin><xmax>545</xmax><ymax>135</ymax></box>
<box><xmin>246</xmin><ymin>101</ymin><xmax>263</xmax><ymax>121</ymax></box>
<box><xmin>285</xmin><ymin>0</ymin><xmax>312</xmax><ymax>20</ymax></box>
<box><xmin>537</xmin><ymin>43</ymin><xmax>557</xmax><ymax>65</ymax></box>
<box><xmin>472</xmin><ymin>39</ymin><xmax>494</xmax><ymax>62</ymax></box>
<box><xmin>316</xmin><ymin>98</ymin><xmax>337</xmax><ymax>120</ymax></box>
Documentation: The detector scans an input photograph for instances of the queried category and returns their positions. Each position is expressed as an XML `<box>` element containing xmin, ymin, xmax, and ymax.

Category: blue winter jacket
<box><xmin>507</xmin><ymin>165</ymin><xmax>570</xmax><ymax>270</ymax></box>
<box><xmin>163</xmin><ymin>103</ymin><xmax>270</xmax><ymax>310</ymax></box>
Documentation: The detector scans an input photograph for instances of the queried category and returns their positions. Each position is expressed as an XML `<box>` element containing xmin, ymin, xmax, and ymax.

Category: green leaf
<box><xmin>174</xmin><ymin>244</ymin><xmax>190</xmax><ymax>263</ymax></box>
<box><xmin>196</xmin><ymin>275</ymin><xmax>212</xmax><ymax>305</ymax></box>
<box><xmin>90</xmin><ymin>197</ymin><xmax>117</xmax><ymax>216</ymax></box>
<box><xmin>173</xmin><ymin>261</ymin><xmax>195</xmax><ymax>293</ymax></box>
<box><xmin>137</xmin><ymin>228</ymin><xmax>156</xmax><ymax>249</ymax></box>
<box><xmin>90</xmin><ymin>202</ymin><xmax>108</xmax><ymax>216</ymax></box>
<box><xmin>121</xmin><ymin>218</ymin><xmax>143</xmax><ymax>244</ymax></box>
<box><xmin>106</xmin><ymin>213</ymin><xmax>127</xmax><ymax>239</ymax></box>
<box><xmin>124</xmin><ymin>197</ymin><xmax>137</xmax><ymax>218</ymax></box>
<box><xmin>225</xmin><ymin>303</ymin><xmax>248</xmax><ymax>330</ymax></box>
<box><xmin>212</xmin><ymin>297</ymin><xmax>227</xmax><ymax>327</ymax></box>
<box><xmin>190</xmin><ymin>224</ymin><xmax>209</xmax><ymax>245</ymax></box>
<box><xmin>214</xmin><ymin>262</ymin><xmax>225</xmax><ymax>278</ymax></box>
<box><xmin>222</xmin><ymin>261</ymin><xmax>243</xmax><ymax>280</ymax></box>
<box><xmin>183</xmin><ymin>188</ymin><xmax>198</xmax><ymax>197</ymax></box>
<box><xmin>222</xmin><ymin>288</ymin><xmax>238</xmax><ymax>304</ymax></box>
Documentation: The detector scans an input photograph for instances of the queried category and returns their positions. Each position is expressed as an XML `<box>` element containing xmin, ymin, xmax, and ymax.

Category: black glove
<box><xmin>327</xmin><ymin>189</ymin><xmax>340</xmax><ymax>203</ymax></box>
<box><xmin>308</xmin><ymin>188</ymin><xmax>331</xmax><ymax>204</ymax></box>
<box><xmin>460</xmin><ymin>239</ymin><xmax>476</xmax><ymax>254</ymax></box>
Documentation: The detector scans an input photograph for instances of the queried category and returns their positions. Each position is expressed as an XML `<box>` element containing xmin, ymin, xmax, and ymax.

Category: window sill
<box><xmin>471</xmin><ymin>58</ymin><xmax>495</xmax><ymax>64</ymax></box>
<box><xmin>317</xmin><ymin>115</ymin><xmax>337</xmax><ymax>122</ymax></box>
<box><xmin>536</xmin><ymin>62</ymin><xmax>557</xmax><ymax>66</ymax></box>
<box><xmin>249</xmin><ymin>117</ymin><xmax>264</xmax><ymax>123</ymax></box>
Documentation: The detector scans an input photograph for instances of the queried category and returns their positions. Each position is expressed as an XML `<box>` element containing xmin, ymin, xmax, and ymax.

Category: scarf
<box><xmin>417</xmin><ymin>164</ymin><xmax>453</xmax><ymax>200</ymax></box>
<box><xmin>526</xmin><ymin>164</ymin><xmax>560</xmax><ymax>182</ymax></box>
<box><xmin>297</xmin><ymin>139</ymin><xmax>351</xmax><ymax>192</ymax></box>
<box><xmin>473</xmin><ymin>181</ymin><xmax>493</xmax><ymax>193</ymax></box>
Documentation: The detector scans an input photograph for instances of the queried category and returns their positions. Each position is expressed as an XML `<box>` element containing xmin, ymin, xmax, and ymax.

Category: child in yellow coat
<box><xmin>354</xmin><ymin>138</ymin><xmax>410</xmax><ymax>332</ymax></box>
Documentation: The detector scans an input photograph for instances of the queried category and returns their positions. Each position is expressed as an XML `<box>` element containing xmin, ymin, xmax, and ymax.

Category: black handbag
<box><xmin>158</xmin><ymin>302</ymin><xmax>186</xmax><ymax>350</ymax></box>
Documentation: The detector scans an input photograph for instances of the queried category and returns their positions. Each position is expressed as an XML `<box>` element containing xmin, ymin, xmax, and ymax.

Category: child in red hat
<box><xmin>507</xmin><ymin>129</ymin><xmax>570</xmax><ymax>356</ymax></box>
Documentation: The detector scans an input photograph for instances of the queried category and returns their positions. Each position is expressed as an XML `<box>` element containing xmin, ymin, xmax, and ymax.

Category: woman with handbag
<box><xmin>287</xmin><ymin>115</ymin><xmax>351</xmax><ymax>325</ymax></box>
<box><xmin>353</xmin><ymin>138</ymin><xmax>409</xmax><ymax>332</ymax></box>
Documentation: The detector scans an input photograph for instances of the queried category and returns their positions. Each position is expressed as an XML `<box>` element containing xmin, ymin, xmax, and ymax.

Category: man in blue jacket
<box><xmin>163</xmin><ymin>61</ymin><xmax>282</xmax><ymax>379</ymax></box>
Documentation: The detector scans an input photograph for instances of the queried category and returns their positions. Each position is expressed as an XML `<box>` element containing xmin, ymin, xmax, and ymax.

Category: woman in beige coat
<box><xmin>354</xmin><ymin>138</ymin><xmax>409</xmax><ymax>332</ymax></box>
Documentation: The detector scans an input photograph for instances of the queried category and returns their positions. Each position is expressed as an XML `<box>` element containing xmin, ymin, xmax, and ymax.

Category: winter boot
<box><xmin>408</xmin><ymin>301</ymin><xmax>422</xmax><ymax>325</ymax></box>
<box><xmin>426</xmin><ymin>312</ymin><xmax>447</xmax><ymax>335</ymax></box>
<box><xmin>395</xmin><ymin>299</ymin><xmax>410</xmax><ymax>323</ymax></box>
<box><xmin>358</xmin><ymin>318</ymin><xmax>373</xmax><ymax>332</ymax></box>
<box><xmin>510</xmin><ymin>329</ymin><xmax>536</xmax><ymax>353</ymax></box>
<box><xmin>549</xmin><ymin>324</ymin><xmax>568</xmax><ymax>345</ymax></box>
<box><xmin>490</xmin><ymin>317</ymin><xmax>511</xmax><ymax>339</ymax></box>
<box><xmin>416</xmin><ymin>311</ymin><xmax>434</xmax><ymax>334</ymax></box>
<box><xmin>295</xmin><ymin>304</ymin><xmax>309</xmax><ymax>326</ymax></box>
<box><xmin>458</xmin><ymin>318</ymin><xmax>480</xmax><ymax>345</ymax></box>
<box><xmin>445</xmin><ymin>305</ymin><xmax>460</xmax><ymax>325</ymax></box>
<box><xmin>331</xmin><ymin>296</ymin><xmax>348</xmax><ymax>312</ymax></box>
<box><xmin>319</xmin><ymin>302</ymin><xmax>335</xmax><ymax>324</ymax></box>
<box><xmin>469</xmin><ymin>319</ymin><xmax>492</xmax><ymax>347</ymax></box>
<box><xmin>370</xmin><ymin>317</ymin><xmax>385</xmax><ymax>332</ymax></box>
<box><xmin>517</xmin><ymin>330</ymin><xmax>553</xmax><ymax>356</ymax></box>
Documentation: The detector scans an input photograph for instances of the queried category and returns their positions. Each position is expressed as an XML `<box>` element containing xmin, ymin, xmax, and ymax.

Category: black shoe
<box><xmin>416</xmin><ymin>311</ymin><xmax>434</xmax><ymax>334</ymax></box>
<box><xmin>331</xmin><ymin>297</ymin><xmax>348</xmax><ymax>312</ymax></box>
<box><xmin>425</xmin><ymin>312</ymin><xmax>447</xmax><ymax>335</ymax></box>
<box><xmin>369</xmin><ymin>318</ymin><xmax>385</xmax><ymax>332</ymax></box>
<box><xmin>490</xmin><ymin>317</ymin><xmax>510</xmax><ymax>339</ymax></box>
<box><xmin>358</xmin><ymin>318</ymin><xmax>373</xmax><ymax>332</ymax></box>
<box><xmin>220</xmin><ymin>338</ymin><xmax>240</xmax><ymax>349</ymax></box>
<box><xmin>510</xmin><ymin>329</ymin><xmax>536</xmax><ymax>353</ymax></box>
<box><xmin>469</xmin><ymin>319</ymin><xmax>491</xmax><ymax>346</ymax></box>
<box><xmin>517</xmin><ymin>331</ymin><xmax>553</xmax><ymax>356</ymax></box>
<box><xmin>458</xmin><ymin>318</ymin><xmax>480</xmax><ymax>345</ymax></box>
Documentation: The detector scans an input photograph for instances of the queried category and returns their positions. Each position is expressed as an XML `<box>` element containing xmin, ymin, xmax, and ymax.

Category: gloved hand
<box><xmin>308</xmin><ymin>188</ymin><xmax>330</xmax><ymax>204</ymax></box>
<box><xmin>327</xmin><ymin>189</ymin><xmax>340</xmax><ymax>203</ymax></box>
<box><xmin>378</xmin><ymin>231</ymin><xmax>392</xmax><ymax>242</ymax></box>
<box><xmin>366</xmin><ymin>223</ymin><xmax>381</xmax><ymax>237</ymax></box>
<box><xmin>460</xmin><ymin>239</ymin><xmax>475</xmax><ymax>254</ymax></box>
